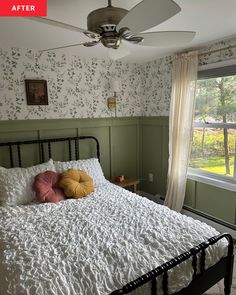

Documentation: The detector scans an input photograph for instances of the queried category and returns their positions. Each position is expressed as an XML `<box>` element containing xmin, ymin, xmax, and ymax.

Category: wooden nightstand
<box><xmin>111</xmin><ymin>177</ymin><xmax>140</xmax><ymax>193</ymax></box>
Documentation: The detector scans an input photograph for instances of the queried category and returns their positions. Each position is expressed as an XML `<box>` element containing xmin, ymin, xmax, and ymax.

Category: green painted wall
<box><xmin>140</xmin><ymin>117</ymin><xmax>169</xmax><ymax>196</ymax></box>
<box><xmin>139</xmin><ymin>117</ymin><xmax>236</xmax><ymax>225</ymax></box>
<box><xmin>0</xmin><ymin>118</ymin><xmax>140</xmax><ymax>181</ymax></box>
<box><xmin>185</xmin><ymin>180</ymin><xmax>236</xmax><ymax>224</ymax></box>
<box><xmin>0</xmin><ymin>116</ymin><xmax>235</xmax><ymax>225</ymax></box>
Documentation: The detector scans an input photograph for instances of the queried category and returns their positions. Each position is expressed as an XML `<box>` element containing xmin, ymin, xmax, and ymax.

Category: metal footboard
<box><xmin>110</xmin><ymin>233</ymin><xmax>234</xmax><ymax>295</ymax></box>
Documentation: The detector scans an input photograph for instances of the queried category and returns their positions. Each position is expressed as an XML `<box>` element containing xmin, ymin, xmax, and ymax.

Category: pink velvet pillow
<box><xmin>33</xmin><ymin>171</ymin><xmax>65</xmax><ymax>203</ymax></box>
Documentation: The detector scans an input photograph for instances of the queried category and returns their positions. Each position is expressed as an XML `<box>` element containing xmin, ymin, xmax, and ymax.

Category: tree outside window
<box><xmin>189</xmin><ymin>74</ymin><xmax>236</xmax><ymax>179</ymax></box>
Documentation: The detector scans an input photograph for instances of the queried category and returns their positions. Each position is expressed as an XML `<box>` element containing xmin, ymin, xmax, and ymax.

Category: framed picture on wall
<box><xmin>25</xmin><ymin>80</ymin><xmax>48</xmax><ymax>105</ymax></box>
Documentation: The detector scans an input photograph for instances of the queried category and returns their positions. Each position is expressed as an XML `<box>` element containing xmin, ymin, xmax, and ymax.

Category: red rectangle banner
<box><xmin>0</xmin><ymin>0</ymin><xmax>47</xmax><ymax>16</ymax></box>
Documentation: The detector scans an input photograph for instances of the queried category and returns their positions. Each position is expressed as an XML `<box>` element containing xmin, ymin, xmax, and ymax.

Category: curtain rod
<box><xmin>198</xmin><ymin>44</ymin><xmax>236</xmax><ymax>57</ymax></box>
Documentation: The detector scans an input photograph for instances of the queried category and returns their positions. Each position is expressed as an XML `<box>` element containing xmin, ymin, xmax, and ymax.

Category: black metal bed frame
<box><xmin>0</xmin><ymin>136</ymin><xmax>100</xmax><ymax>167</ymax></box>
<box><xmin>111</xmin><ymin>233</ymin><xmax>234</xmax><ymax>295</ymax></box>
<box><xmin>0</xmin><ymin>136</ymin><xmax>234</xmax><ymax>295</ymax></box>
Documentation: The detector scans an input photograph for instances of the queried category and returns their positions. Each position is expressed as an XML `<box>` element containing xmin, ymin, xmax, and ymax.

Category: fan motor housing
<box><xmin>87</xmin><ymin>6</ymin><xmax>128</xmax><ymax>34</ymax></box>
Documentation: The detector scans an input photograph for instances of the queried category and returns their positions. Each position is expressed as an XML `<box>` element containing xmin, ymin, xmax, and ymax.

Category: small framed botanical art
<box><xmin>25</xmin><ymin>80</ymin><xmax>48</xmax><ymax>105</ymax></box>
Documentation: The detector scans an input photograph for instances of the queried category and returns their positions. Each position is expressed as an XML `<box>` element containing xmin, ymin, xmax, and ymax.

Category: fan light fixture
<box><xmin>86</xmin><ymin>0</ymin><xmax>143</xmax><ymax>50</ymax></box>
<box><xmin>31</xmin><ymin>0</ymin><xmax>196</xmax><ymax>60</ymax></box>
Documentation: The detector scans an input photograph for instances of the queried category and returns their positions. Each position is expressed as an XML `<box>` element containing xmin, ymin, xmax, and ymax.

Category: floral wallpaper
<box><xmin>0</xmin><ymin>48</ymin><xmax>143</xmax><ymax>120</ymax></box>
<box><xmin>198</xmin><ymin>36</ymin><xmax>236</xmax><ymax>66</ymax></box>
<box><xmin>1</xmin><ymin>36</ymin><xmax>236</xmax><ymax>120</ymax></box>
<box><xmin>142</xmin><ymin>56</ymin><xmax>173</xmax><ymax>117</ymax></box>
<box><xmin>143</xmin><ymin>35</ymin><xmax>236</xmax><ymax>117</ymax></box>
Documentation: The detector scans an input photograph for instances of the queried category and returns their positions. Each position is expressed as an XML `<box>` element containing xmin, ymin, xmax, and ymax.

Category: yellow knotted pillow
<box><xmin>59</xmin><ymin>169</ymin><xmax>94</xmax><ymax>199</ymax></box>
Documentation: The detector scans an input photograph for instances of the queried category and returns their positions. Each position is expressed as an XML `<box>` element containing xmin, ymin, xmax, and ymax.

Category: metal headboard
<box><xmin>0</xmin><ymin>136</ymin><xmax>100</xmax><ymax>168</ymax></box>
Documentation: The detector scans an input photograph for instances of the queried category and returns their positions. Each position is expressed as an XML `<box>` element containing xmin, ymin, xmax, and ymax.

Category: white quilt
<box><xmin>0</xmin><ymin>182</ymin><xmax>228</xmax><ymax>295</ymax></box>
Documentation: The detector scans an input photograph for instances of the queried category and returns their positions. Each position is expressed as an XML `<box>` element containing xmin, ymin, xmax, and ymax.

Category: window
<box><xmin>188</xmin><ymin>65</ymin><xmax>236</xmax><ymax>191</ymax></box>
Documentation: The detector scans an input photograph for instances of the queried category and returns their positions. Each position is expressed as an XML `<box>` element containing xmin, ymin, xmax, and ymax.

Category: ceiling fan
<box><xmin>30</xmin><ymin>0</ymin><xmax>196</xmax><ymax>60</ymax></box>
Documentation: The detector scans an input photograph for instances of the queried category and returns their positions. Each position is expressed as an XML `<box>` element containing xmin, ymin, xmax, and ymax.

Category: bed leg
<box><xmin>224</xmin><ymin>279</ymin><xmax>232</xmax><ymax>295</ymax></box>
<box><xmin>224</xmin><ymin>255</ymin><xmax>234</xmax><ymax>295</ymax></box>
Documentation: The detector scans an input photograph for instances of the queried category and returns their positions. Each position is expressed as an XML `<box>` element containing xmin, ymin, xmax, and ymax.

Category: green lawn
<box><xmin>190</xmin><ymin>156</ymin><xmax>235</xmax><ymax>176</ymax></box>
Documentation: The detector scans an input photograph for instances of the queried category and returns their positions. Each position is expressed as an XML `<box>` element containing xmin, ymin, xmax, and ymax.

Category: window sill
<box><xmin>187</xmin><ymin>168</ymin><xmax>236</xmax><ymax>192</ymax></box>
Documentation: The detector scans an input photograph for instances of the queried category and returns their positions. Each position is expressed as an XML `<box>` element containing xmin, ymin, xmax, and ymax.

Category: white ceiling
<box><xmin>0</xmin><ymin>0</ymin><xmax>236</xmax><ymax>63</ymax></box>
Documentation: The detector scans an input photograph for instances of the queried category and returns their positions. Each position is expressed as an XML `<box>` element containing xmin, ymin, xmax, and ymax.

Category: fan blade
<box><xmin>117</xmin><ymin>0</ymin><xmax>181</xmax><ymax>35</ymax></box>
<box><xmin>83</xmin><ymin>40</ymin><xmax>101</xmax><ymax>47</ymax></box>
<box><xmin>136</xmin><ymin>31</ymin><xmax>196</xmax><ymax>47</ymax></box>
<box><xmin>39</xmin><ymin>42</ymin><xmax>89</xmax><ymax>52</ymax></box>
<box><xmin>108</xmin><ymin>43</ymin><xmax>130</xmax><ymax>60</ymax></box>
<box><xmin>28</xmin><ymin>17</ymin><xmax>100</xmax><ymax>39</ymax></box>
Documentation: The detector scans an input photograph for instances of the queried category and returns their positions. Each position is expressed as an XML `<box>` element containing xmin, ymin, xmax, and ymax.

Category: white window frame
<box><xmin>187</xmin><ymin>61</ymin><xmax>236</xmax><ymax>192</ymax></box>
<box><xmin>188</xmin><ymin>168</ymin><xmax>236</xmax><ymax>192</ymax></box>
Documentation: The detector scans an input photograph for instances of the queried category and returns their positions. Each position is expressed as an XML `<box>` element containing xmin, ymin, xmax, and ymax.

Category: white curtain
<box><xmin>164</xmin><ymin>51</ymin><xmax>198</xmax><ymax>212</ymax></box>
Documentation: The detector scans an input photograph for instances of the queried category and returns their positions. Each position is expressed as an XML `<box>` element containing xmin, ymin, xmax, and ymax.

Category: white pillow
<box><xmin>53</xmin><ymin>158</ymin><xmax>106</xmax><ymax>187</ymax></box>
<box><xmin>0</xmin><ymin>159</ymin><xmax>55</xmax><ymax>206</ymax></box>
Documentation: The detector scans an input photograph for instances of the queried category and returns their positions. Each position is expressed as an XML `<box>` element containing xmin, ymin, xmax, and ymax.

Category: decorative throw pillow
<box><xmin>53</xmin><ymin>158</ymin><xmax>106</xmax><ymax>187</ymax></box>
<box><xmin>59</xmin><ymin>169</ymin><xmax>94</xmax><ymax>199</ymax></box>
<box><xmin>33</xmin><ymin>171</ymin><xmax>65</xmax><ymax>203</ymax></box>
<box><xmin>0</xmin><ymin>159</ymin><xmax>55</xmax><ymax>206</ymax></box>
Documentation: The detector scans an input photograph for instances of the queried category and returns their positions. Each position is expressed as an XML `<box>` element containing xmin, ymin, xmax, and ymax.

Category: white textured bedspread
<box><xmin>0</xmin><ymin>182</ymin><xmax>228</xmax><ymax>295</ymax></box>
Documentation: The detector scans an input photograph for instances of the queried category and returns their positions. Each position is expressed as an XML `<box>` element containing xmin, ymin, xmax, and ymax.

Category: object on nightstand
<box><xmin>111</xmin><ymin>176</ymin><xmax>140</xmax><ymax>193</ymax></box>
<box><xmin>115</xmin><ymin>175</ymin><xmax>125</xmax><ymax>182</ymax></box>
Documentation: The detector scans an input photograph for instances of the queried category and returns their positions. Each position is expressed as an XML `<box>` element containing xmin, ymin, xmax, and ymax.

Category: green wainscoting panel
<box><xmin>0</xmin><ymin>118</ymin><xmax>140</xmax><ymax>182</ymax></box>
<box><xmin>140</xmin><ymin>117</ymin><xmax>169</xmax><ymax>195</ymax></box>
<box><xmin>78</xmin><ymin>126</ymin><xmax>111</xmax><ymax>179</ymax></box>
<box><xmin>162</xmin><ymin>124</ymin><xmax>169</xmax><ymax>193</ymax></box>
<box><xmin>0</xmin><ymin>144</ymin><xmax>40</xmax><ymax>168</ymax></box>
<box><xmin>195</xmin><ymin>182</ymin><xmax>236</xmax><ymax>224</ymax></box>
<box><xmin>39</xmin><ymin>128</ymin><xmax>77</xmax><ymax>139</ymax></box>
<box><xmin>111</xmin><ymin>120</ymin><xmax>139</xmax><ymax>179</ymax></box>
<box><xmin>139</xmin><ymin>116</ymin><xmax>236</xmax><ymax>226</ymax></box>
<box><xmin>185</xmin><ymin>179</ymin><xmax>236</xmax><ymax>225</ymax></box>
<box><xmin>185</xmin><ymin>179</ymin><xmax>196</xmax><ymax>208</ymax></box>
<box><xmin>39</xmin><ymin>128</ymin><xmax>78</xmax><ymax>162</ymax></box>
<box><xmin>0</xmin><ymin>130</ymin><xmax>39</xmax><ymax>167</ymax></box>
<box><xmin>141</xmin><ymin>125</ymin><xmax>163</xmax><ymax>194</ymax></box>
